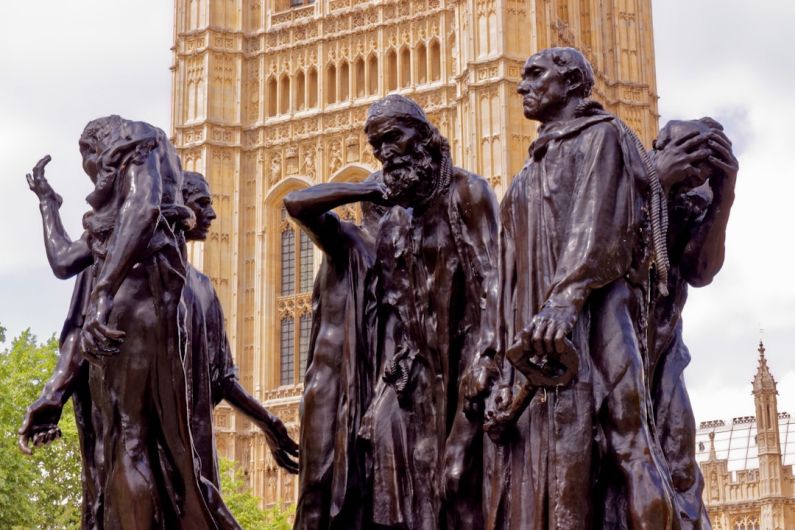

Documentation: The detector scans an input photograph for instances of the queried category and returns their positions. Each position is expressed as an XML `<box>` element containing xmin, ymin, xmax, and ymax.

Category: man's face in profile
<box><xmin>184</xmin><ymin>178</ymin><xmax>217</xmax><ymax>241</ymax></box>
<box><xmin>517</xmin><ymin>54</ymin><xmax>570</xmax><ymax>122</ymax></box>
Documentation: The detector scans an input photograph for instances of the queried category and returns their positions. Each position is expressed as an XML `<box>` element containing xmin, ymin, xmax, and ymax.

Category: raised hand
<box><xmin>26</xmin><ymin>155</ymin><xmax>62</xmax><ymax>205</ymax></box>
<box><xmin>706</xmin><ymin>130</ymin><xmax>738</xmax><ymax>182</ymax></box>
<box><xmin>257</xmin><ymin>414</ymin><xmax>299</xmax><ymax>474</ymax></box>
<box><xmin>654</xmin><ymin>131</ymin><xmax>712</xmax><ymax>193</ymax></box>
<box><xmin>18</xmin><ymin>396</ymin><xmax>64</xmax><ymax>455</ymax></box>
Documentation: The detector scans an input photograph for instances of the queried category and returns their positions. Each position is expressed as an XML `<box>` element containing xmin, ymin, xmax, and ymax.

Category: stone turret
<box><xmin>753</xmin><ymin>341</ymin><xmax>786</xmax><ymax>529</ymax></box>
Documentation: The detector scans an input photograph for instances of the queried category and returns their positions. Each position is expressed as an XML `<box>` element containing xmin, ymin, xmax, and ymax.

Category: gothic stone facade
<box><xmin>696</xmin><ymin>344</ymin><xmax>795</xmax><ymax>530</ymax></box>
<box><xmin>170</xmin><ymin>0</ymin><xmax>659</xmax><ymax>507</ymax></box>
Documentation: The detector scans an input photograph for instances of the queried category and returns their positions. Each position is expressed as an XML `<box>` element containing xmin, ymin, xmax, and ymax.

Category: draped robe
<box><xmin>292</xmin><ymin>215</ymin><xmax>377</xmax><ymax>530</ymax></box>
<box><xmin>486</xmin><ymin>113</ymin><xmax>670</xmax><ymax>529</ymax></box>
<box><xmin>360</xmin><ymin>169</ymin><xmax>499</xmax><ymax>530</ymax></box>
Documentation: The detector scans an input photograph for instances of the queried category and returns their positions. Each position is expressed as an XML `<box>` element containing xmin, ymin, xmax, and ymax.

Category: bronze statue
<box><xmin>478</xmin><ymin>48</ymin><xmax>674</xmax><ymax>529</ymax></box>
<box><xmin>19</xmin><ymin>118</ymin><xmax>296</xmax><ymax>529</ymax></box>
<box><xmin>18</xmin><ymin>47</ymin><xmax>738</xmax><ymax>530</ymax></box>
<box><xmin>19</xmin><ymin>148</ymin><xmax>300</xmax><ymax>528</ymax></box>
<box><xmin>20</xmin><ymin>154</ymin><xmax>101</xmax><ymax>527</ymax></box>
<box><xmin>180</xmin><ymin>171</ymin><xmax>298</xmax><ymax>525</ymax></box>
<box><xmin>648</xmin><ymin>118</ymin><xmax>737</xmax><ymax>530</ymax></box>
<box><xmin>284</xmin><ymin>176</ymin><xmax>386</xmax><ymax>530</ymax></box>
<box><xmin>356</xmin><ymin>95</ymin><xmax>500</xmax><ymax>530</ymax></box>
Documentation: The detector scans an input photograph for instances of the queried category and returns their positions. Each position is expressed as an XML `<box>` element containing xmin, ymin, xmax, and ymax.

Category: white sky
<box><xmin>0</xmin><ymin>1</ymin><xmax>793</xmax><ymax>424</ymax></box>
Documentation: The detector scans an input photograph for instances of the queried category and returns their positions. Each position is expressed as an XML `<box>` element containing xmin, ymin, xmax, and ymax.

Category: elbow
<box><xmin>52</xmin><ymin>265</ymin><xmax>73</xmax><ymax>280</ymax></box>
<box><xmin>283</xmin><ymin>192</ymin><xmax>303</xmax><ymax>219</ymax></box>
<box><xmin>685</xmin><ymin>264</ymin><xmax>722</xmax><ymax>288</ymax></box>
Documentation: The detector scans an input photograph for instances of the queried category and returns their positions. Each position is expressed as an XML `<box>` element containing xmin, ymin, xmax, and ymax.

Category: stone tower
<box><xmin>170</xmin><ymin>0</ymin><xmax>659</xmax><ymax>506</ymax></box>
<box><xmin>753</xmin><ymin>341</ymin><xmax>786</xmax><ymax>528</ymax></box>
<box><xmin>699</xmin><ymin>342</ymin><xmax>795</xmax><ymax>530</ymax></box>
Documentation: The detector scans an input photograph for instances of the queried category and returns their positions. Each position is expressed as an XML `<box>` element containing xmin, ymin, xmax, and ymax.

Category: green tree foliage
<box><xmin>0</xmin><ymin>325</ymin><xmax>295</xmax><ymax>529</ymax></box>
<box><xmin>219</xmin><ymin>458</ymin><xmax>295</xmax><ymax>530</ymax></box>
<box><xmin>0</xmin><ymin>328</ymin><xmax>81</xmax><ymax>530</ymax></box>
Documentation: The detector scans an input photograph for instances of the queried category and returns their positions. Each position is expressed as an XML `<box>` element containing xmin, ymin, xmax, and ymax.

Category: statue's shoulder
<box><xmin>450</xmin><ymin>167</ymin><xmax>495</xmax><ymax>205</ymax></box>
<box><xmin>187</xmin><ymin>264</ymin><xmax>213</xmax><ymax>293</ymax></box>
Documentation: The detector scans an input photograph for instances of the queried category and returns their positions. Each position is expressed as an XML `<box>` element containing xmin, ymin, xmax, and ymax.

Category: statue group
<box><xmin>20</xmin><ymin>47</ymin><xmax>737</xmax><ymax>530</ymax></box>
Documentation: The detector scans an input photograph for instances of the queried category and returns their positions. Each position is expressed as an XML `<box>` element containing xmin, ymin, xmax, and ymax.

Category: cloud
<box><xmin>0</xmin><ymin>1</ymin><xmax>173</xmax><ymax>340</ymax></box>
<box><xmin>654</xmin><ymin>0</ymin><xmax>795</xmax><ymax>422</ymax></box>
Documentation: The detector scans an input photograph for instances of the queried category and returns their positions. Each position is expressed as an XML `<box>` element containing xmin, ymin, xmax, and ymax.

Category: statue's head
<box><xmin>79</xmin><ymin>115</ymin><xmax>124</xmax><ymax>182</ymax></box>
<box><xmin>518</xmin><ymin>47</ymin><xmax>595</xmax><ymax>123</ymax></box>
<box><xmin>655</xmin><ymin>117</ymin><xmax>725</xmax><ymax>192</ymax></box>
<box><xmin>365</xmin><ymin>95</ymin><xmax>450</xmax><ymax>207</ymax></box>
<box><xmin>182</xmin><ymin>171</ymin><xmax>216</xmax><ymax>241</ymax></box>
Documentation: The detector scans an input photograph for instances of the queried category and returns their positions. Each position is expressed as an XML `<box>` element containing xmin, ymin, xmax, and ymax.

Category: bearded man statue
<box><xmin>356</xmin><ymin>95</ymin><xmax>500</xmax><ymax>530</ymax></box>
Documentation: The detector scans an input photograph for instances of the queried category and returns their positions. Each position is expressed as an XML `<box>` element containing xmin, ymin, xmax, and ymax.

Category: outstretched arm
<box><xmin>19</xmin><ymin>326</ymin><xmax>87</xmax><ymax>454</ymax></box>
<box><xmin>283</xmin><ymin>179</ymin><xmax>386</xmax><ymax>259</ymax></box>
<box><xmin>221</xmin><ymin>380</ymin><xmax>299</xmax><ymax>473</ymax></box>
<box><xmin>26</xmin><ymin>155</ymin><xmax>92</xmax><ymax>279</ymax></box>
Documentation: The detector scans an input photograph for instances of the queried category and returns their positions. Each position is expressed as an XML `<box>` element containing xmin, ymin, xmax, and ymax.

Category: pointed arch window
<box><xmin>277</xmin><ymin>205</ymin><xmax>314</xmax><ymax>386</ymax></box>
<box><xmin>416</xmin><ymin>42</ymin><xmax>428</xmax><ymax>84</ymax></box>
<box><xmin>308</xmin><ymin>67</ymin><xmax>318</xmax><ymax>108</ymax></box>
<box><xmin>386</xmin><ymin>49</ymin><xmax>397</xmax><ymax>92</ymax></box>
<box><xmin>279</xmin><ymin>74</ymin><xmax>290</xmax><ymax>114</ymax></box>
<box><xmin>295</xmin><ymin>70</ymin><xmax>306</xmax><ymax>111</ymax></box>
<box><xmin>354</xmin><ymin>57</ymin><xmax>365</xmax><ymax>99</ymax></box>
<box><xmin>399</xmin><ymin>46</ymin><xmax>411</xmax><ymax>88</ymax></box>
<box><xmin>267</xmin><ymin>76</ymin><xmax>278</xmax><ymax>117</ymax></box>
<box><xmin>340</xmin><ymin>61</ymin><xmax>350</xmax><ymax>101</ymax></box>
<box><xmin>367</xmin><ymin>54</ymin><xmax>379</xmax><ymax>95</ymax></box>
<box><xmin>430</xmin><ymin>39</ymin><xmax>442</xmax><ymax>81</ymax></box>
<box><xmin>326</xmin><ymin>63</ymin><xmax>337</xmax><ymax>104</ymax></box>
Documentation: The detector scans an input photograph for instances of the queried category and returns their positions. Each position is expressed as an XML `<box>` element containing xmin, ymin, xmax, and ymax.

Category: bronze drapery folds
<box><xmin>19</xmin><ymin>45</ymin><xmax>736</xmax><ymax>530</ymax></box>
<box><xmin>20</xmin><ymin>119</ymin><xmax>297</xmax><ymax>529</ymax></box>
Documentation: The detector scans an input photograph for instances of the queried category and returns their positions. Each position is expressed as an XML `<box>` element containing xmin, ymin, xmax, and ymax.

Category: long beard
<box><xmin>382</xmin><ymin>147</ymin><xmax>436</xmax><ymax>206</ymax></box>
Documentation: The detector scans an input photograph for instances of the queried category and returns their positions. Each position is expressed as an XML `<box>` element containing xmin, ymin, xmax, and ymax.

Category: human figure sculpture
<box><xmin>19</xmin><ymin>154</ymin><xmax>101</xmax><ymax>527</ymax></box>
<box><xmin>20</xmin><ymin>116</ymin><xmax>225</xmax><ymax>529</ymax></box>
<box><xmin>19</xmin><ymin>149</ymin><xmax>300</xmax><ymax>528</ymax></box>
<box><xmin>647</xmin><ymin>118</ymin><xmax>737</xmax><ymax>530</ymax></box>
<box><xmin>356</xmin><ymin>95</ymin><xmax>500</xmax><ymax>530</ymax></box>
<box><xmin>181</xmin><ymin>171</ymin><xmax>299</xmax><ymax>485</ymax></box>
<box><xmin>284</xmin><ymin>176</ymin><xmax>387</xmax><ymax>530</ymax></box>
<box><xmin>476</xmin><ymin>48</ymin><xmax>675</xmax><ymax>529</ymax></box>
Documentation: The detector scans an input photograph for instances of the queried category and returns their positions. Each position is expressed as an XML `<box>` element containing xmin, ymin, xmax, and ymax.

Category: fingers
<box><xmin>96</xmin><ymin>322</ymin><xmax>126</xmax><ymax>342</ymax></box>
<box><xmin>274</xmin><ymin>450</ymin><xmax>300</xmax><ymax>474</ymax></box>
<box><xmin>80</xmin><ymin>329</ymin><xmax>98</xmax><ymax>356</ymax></box>
<box><xmin>543</xmin><ymin>321</ymin><xmax>558</xmax><ymax>356</ymax></box>
<box><xmin>553</xmin><ymin>326</ymin><xmax>568</xmax><ymax>354</ymax></box>
<box><xmin>26</xmin><ymin>173</ymin><xmax>35</xmax><ymax>189</ymax></box>
<box><xmin>36</xmin><ymin>154</ymin><xmax>52</xmax><ymax>170</ymax></box>
<box><xmin>682</xmin><ymin>148</ymin><xmax>712</xmax><ymax>167</ymax></box>
<box><xmin>708</xmin><ymin>130</ymin><xmax>733</xmax><ymax>147</ymax></box>
<box><xmin>676</xmin><ymin>131</ymin><xmax>708</xmax><ymax>152</ymax></box>
<box><xmin>20</xmin><ymin>426</ymin><xmax>62</xmax><ymax>454</ymax></box>
<box><xmin>81</xmin><ymin>324</ymin><xmax>123</xmax><ymax>357</ymax></box>
<box><xmin>707</xmin><ymin>156</ymin><xmax>736</xmax><ymax>176</ymax></box>
<box><xmin>33</xmin><ymin>428</ymin><xmax>61</xmax><ymax>447</ymax></box>
<box><xmin>672</xmin><ymin>130</ymin><xmax>701</xmax><ymax>147</ymax></box>
<box><xmin>18</xmin><ymin>434</ymin><xmax>32</xmax><ymax>455</ymax></box>
<box><xmin>707</xmin><ymin>139</ymin><xmax>738</xmax><ymax>172</ymax></box>
<box><xmin>529</xmin><ymin>318</ymin><xmax>546</xmax><ymax>355</ymax></box>
<box><xmin>283</xmin><ymin>436</ymin><xmax>299</xmax><ymax>456</ymax></box>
